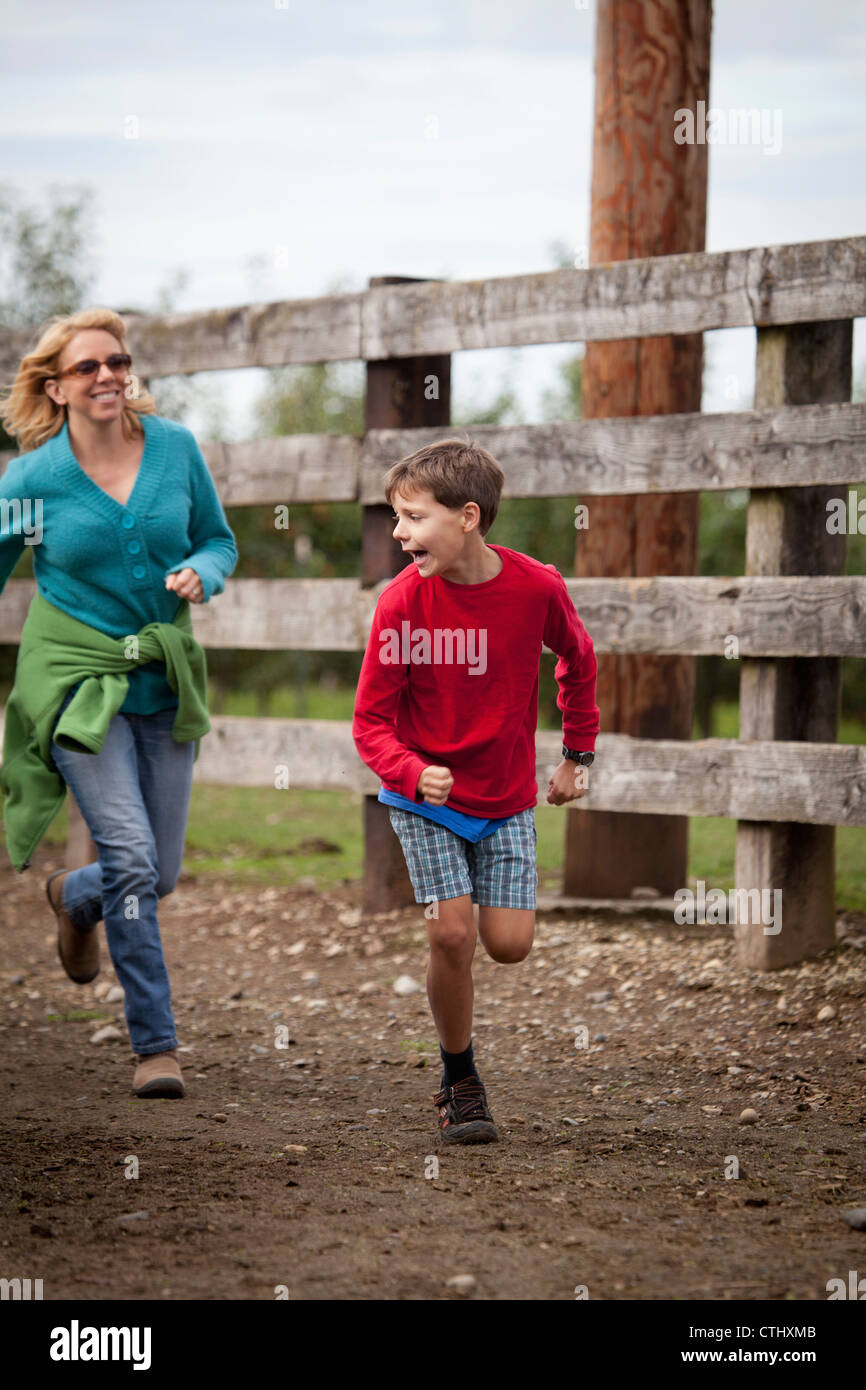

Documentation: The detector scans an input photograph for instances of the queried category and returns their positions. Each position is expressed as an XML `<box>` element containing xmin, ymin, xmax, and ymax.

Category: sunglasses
<box><xmin>55</xmin><ymin>353</ymin><xmax>133</xmax><ymax>379</ymax></box>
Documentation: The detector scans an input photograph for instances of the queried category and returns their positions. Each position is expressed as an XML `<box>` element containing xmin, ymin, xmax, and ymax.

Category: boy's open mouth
<box><xmin>409</xmin><ymin>550</ymin><xmax>429</xmax><ymax>566</ymax></box>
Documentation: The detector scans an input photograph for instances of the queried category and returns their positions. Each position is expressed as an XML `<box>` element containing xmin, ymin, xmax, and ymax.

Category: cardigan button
<box><xmin>121</xmin><ymin>514</ymin><xmax>135</xmax><ymax>529</ymax></box>
<box><xmin>132</xmin><ymin>564</ymin><xmax>146</xmax><ymax>579</ymax></box>
<box><xmin>127</xmin><ymin>541</ymin><xmax>141</xmax><ymax>555</ymax></box>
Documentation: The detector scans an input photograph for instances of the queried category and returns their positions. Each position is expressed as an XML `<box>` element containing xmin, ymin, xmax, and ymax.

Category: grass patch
<box><xmin>181</xmin><ymin>785</ymin><xmax>363</xmax><ymax>886</ymax></box>
<box><xmin>47</xmin><ymin>1009</ymin><xmax>112</xmax><ymax>1023</ymax></box>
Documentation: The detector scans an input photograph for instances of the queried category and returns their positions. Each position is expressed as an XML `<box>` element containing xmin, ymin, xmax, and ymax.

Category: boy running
<box><xmin>352</xmin><ymin>439</ymin><xmax>599</xmax><ymax>1144</ymax></box>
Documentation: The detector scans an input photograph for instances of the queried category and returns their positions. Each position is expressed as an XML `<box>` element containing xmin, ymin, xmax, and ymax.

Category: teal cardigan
<box><xmin>0</xmin><ymin>412</ymin><xmax>237</xmax><ymax>713</ymax></box>
<box><xmin>0</xmin><ymin>592</ymin><xmax>210</xmax><ymax>872</ymax></box>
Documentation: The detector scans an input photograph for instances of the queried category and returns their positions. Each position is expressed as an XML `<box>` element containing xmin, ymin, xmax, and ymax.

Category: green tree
<box><xmin>0</xmin><ymin>182</ymin><xmax>96</xmax><ymax>333</ymax></box>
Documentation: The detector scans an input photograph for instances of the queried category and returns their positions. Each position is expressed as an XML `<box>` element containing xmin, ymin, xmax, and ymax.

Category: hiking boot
<box><xmin>433</xmin><ymin>1074</ymin><xmax>499</xmax><ymax>1144</ymax></box>
<box><xmin>133</xmin><ymin>1049</ymin><xmax>184</xmax><ymax>1099</ymax></box>
<box><xmin>47</xmin><ymin>869</ymin><xmax>99</xmax><ymax>985</ymax></box>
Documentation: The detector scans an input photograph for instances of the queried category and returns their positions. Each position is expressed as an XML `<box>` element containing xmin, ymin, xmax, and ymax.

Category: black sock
<box><xmin>440</xmin><ymin>1039</ymin><xmax>479</xmax><ymax>1088</ymax></box>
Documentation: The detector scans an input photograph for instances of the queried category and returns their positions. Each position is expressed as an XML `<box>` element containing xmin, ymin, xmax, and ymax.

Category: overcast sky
<box><xmin>1</xmin><ymin>0</ymin><xmax>864</xmax><ymax>434</ymax></box>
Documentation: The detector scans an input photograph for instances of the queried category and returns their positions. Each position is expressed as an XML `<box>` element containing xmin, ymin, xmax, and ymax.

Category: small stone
<box><xmin>446</xmin><ymin>1274</ymin><xmax>476</xmax><ymax>1297</ymax></box>
<box><xmin>116</xmin><ymin>1211</ymin><xmax>149</xmax><ymax>1225</ymax></box>
<box><xmin>92</xmin><ymin>981</ymin><xmax>111</xmax><ymax>999</ymax></box>
<box><xmin>211</xmin><ymin>1113</ymin><xmax>228</xmax><ymax>1123</ymax></box>
<box><xmin>587</xmin><ymin>989</ymin><xmax>612</xmax><ymax>1003</ymax></box>
<box><xmin>816</xmin><ymin>1004</ymin><xmax>836</xmax><ymax>1022</ymax></box>
<box><xmin>284</xmin><ymin>1144</ymin><xmax>307</xmax><ymax>1154</ymax></box>
<box><xmin>739</xmin><ymin>1108</ymin><xmax>759</xmax><ymax>1124</ymax></box>
<box><xmin>841</xmin><ymin>1209</ymin><xmax>866</xmax><ymax>1231</ymax></box>
<box><xmin>285</xmin><ymin>941</ymin><xmax>306</xmax><ymax>956</ymax></box>
<box><xmin>105</xmin><ymin>985</ymin><xmax>124</xmax><ymax>1004</ymax></box>
<box><xmin>90</xmin><ymin>1025</ymin><xmax>124</xmax><ymax>1044</ymax></box>
<box><xmin>392</xmin><ymin>975</ymin><xmax>422</xmax><ymax>997</ymax></box>
<box><xmin>358</xmin><ymin>981</ymin><xmax>379</xmax><ymax>994</ymax></box>
<box><xmin>249</xmin><ymin>1043</ymin><xmax>268</xmax><ymax>1055</ymax></box>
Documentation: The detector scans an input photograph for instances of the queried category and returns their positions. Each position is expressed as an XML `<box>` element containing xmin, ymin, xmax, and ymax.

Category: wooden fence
<box><xmin>1</xmin><ymin>235</ymin><xmax>864</xmax><ymax>970</ymax></box>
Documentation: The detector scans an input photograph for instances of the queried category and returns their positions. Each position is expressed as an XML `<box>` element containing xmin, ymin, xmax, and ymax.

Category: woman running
<box><xmin>0</xmin><ymin>307</ymin><xmax>237</xmax><ymax>1098</ymax></box>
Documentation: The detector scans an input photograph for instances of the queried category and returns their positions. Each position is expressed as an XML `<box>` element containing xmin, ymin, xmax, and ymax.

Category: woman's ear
<box><xmin>43</xmin><ymin>378</ymin><xmax>65</xmax><ymax>408</ymax></box>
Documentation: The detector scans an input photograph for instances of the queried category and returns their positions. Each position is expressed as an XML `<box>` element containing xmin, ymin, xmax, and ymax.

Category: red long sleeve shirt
<box><xmin>352</xmin><ymin>544</ymin><xmax>599</xmax><ymax>818</ymax></box>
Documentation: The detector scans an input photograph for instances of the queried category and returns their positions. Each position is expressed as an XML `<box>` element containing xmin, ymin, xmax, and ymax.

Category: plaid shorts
<box><xmin>387</xmin><ymin>806</ymin><xmax>537</xmax><ymax>910</ymax></box>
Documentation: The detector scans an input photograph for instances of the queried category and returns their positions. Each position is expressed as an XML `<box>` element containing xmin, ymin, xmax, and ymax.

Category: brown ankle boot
<box><xmin>133</xmin><ymin>1049</ymin><xmax>184</xmax><ymax>1099</ymax></box>
<box><xmin>46</xmin><ymin>870</ymin><xmax>100</xmax><ymax>985</ymax></box>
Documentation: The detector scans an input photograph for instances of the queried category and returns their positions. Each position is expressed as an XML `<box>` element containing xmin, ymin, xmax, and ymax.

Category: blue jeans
<box><xmin>50</xmin><ymin>693</ymin><xmax>195</xmax><ymax>1056</ymax></box>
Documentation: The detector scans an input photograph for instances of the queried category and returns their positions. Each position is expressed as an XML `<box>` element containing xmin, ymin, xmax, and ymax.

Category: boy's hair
<box><xmin>383</xmin><ymin>437</ymin><xmax>505</xmax><ymax>537</ymax></box>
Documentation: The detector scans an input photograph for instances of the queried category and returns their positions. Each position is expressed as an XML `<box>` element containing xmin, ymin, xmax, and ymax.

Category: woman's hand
<box><xmin>165</xmin><ymin>567</ymin><xmax>204</xmax><ymax>603</ymax></box>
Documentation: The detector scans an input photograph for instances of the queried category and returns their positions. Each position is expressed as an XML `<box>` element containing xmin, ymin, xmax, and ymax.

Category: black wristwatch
<box><xmin>562</xmin><ymin>744</ymin><xmax>594</xmax><ymax>767</ymax></box>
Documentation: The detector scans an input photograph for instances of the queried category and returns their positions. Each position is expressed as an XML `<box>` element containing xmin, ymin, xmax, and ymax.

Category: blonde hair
<box><xmin>384</xmin><ymin>437</ymin><xmax>505</xmax><ymax>536</ymax></box>
<box><xmin>0</xmin><ymin>306</ymin><xmax>157</xmax><ymax>454</ymax></box>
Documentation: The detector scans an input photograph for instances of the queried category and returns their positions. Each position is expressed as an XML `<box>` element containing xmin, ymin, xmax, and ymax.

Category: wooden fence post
<box><xmin>360</xmin><ymin>275</ymin><xmax>451</xmax><ymax>914</ymax></box>
<box><xmin>563</xmin><ymin>0</ymin><xmax>711</xmax><ymax>899</ymax></box>
<box><xmin>734</xmin><ymin>320</ymin><xmax>852</xmax><ymax>968</ymax></box>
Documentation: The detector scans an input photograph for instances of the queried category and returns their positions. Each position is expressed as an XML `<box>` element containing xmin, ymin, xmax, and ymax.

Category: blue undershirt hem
<box><xmin>377</xmin><ymin>786</ymin><xmax>514</xmax><ymax>842</ymax></box>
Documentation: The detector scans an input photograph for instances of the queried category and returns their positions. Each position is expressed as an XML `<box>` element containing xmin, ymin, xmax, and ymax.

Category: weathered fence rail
<box><xmin>0</xmin><ymin>574</ymin><xmax>864</xmax><ymax>657</ymax></box>
<box><xmin>8</xmin><ymin>399</ymin><xmax>866</xmax><ymax>504</ymax></box>
<box><xmin>2</xmin><ymin>235</ymin><xmax>861</xmax><ymax>377</ymax></box>
<box><xmin>1</xmin><ymin>233</ymin><xmax>863</xmax><ymax>969</ymax></box>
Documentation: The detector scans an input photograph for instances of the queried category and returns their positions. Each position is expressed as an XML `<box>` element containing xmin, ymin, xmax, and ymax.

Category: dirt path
<box><xmin>2</xmin><ymin>850</ymin><xmax>865</xmax><ymax>1301</ymax></box>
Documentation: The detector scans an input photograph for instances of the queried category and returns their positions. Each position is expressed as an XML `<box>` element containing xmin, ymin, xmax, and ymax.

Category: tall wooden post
<box><xmin>734</xmin><ymin>321</ymin><xmax>851</xmax><ymax>968</ymax></box>
<box><xmin>361</xmin><ymin>276</ymin><xmax>451</xmax><ymax>913</ymax></box>
<box><xmin>564</xmin><ymin>0</ymin><xmax>712</xmax><ymax>897</ymax></box>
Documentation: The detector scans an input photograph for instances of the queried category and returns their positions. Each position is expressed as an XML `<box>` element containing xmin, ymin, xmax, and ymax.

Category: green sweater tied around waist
<box><xmin>0</xmin><ymin>593</ymin><xmax>209</xmax><ymax>872</ymax></box>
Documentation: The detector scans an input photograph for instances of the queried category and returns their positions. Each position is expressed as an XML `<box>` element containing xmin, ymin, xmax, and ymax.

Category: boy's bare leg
<box><xmin>477</xmin><ymin>906</ymin><xmax>535</xmax><ymax>964</ymax></box>
<box><xmin>425</xmin><ymin>893</ymin><xmax>477</xmax><ymax>1053</ymax></box>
